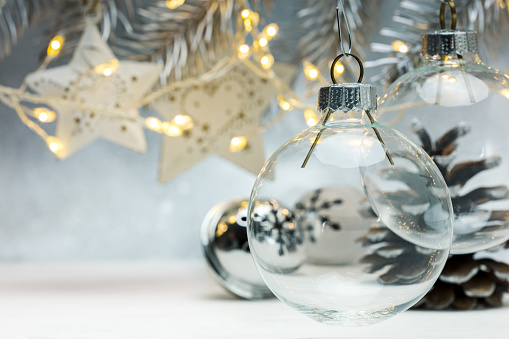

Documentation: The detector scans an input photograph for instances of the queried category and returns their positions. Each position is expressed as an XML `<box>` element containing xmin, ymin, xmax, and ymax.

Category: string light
<box><xmin>47</xmin><ymin>35</ymin><xmax>64</xmax><ymax>58</ymax></box>
<box><xmin>94</xmin><ymin>59</ymin><xmax>119</xmax><ymax>77</ymax></box>
<box><xmin>243</xmin><ymin>11</ymin><xmax>259</xmax><ymax>32</ymax></box>
<box><xmin>162</xmin><ymin>122</ymin><xmax>183</xmax><ymax>137</ymax></box>
<box><xmin>304</xmin><ymin>109</ymin><xmax>318</xmax><ymax>127</ymax></box>
<box><xmin>166</xmin><ymin>0</ymin><xmax>185</xmax><ymax>9</ymax></box>
<box><xmin>172</xmin><ymin>114</ymin><xmax>193</xmax><ymax>130</ymax></box>
<box><xmin>145</xmin><ymin>117</ymin><xmax>162</xmax><ymax>131</ymax></box>
<box><xmin>0</xmin><ymin>6</ymin><xmax>323</xmax><ymax>157</ymax></box>
<box><xmin>230</xmin><ymin>136</ymin><xmax>248</xmax><ymax>152</ymax></box>
<box><xmin>34</xmin><ymin>107</ymin><xmax>56</xmax><ymax>123</ymax></box>
<box><xmin>244</xmin><ymin>19</ymin><xmax>253</xmax><ymax>32</ymax></box>
<box><xmin>264</xmin><ymin>24</ymin><xmax>279</xmax><ymax>39</ymax></box>
<box><xmin>501</xmin><ymin>89</ymin><xmax>509</xmax><ymax>99</ymax></box>
<box><xmin>241</xmin><ymin>9</ymin><xmax>250</xmax><ymax>19</ymax></box>
<box><xmin>260</xmin><ymin>54</ymin><xmax>274</xmax><ymax>70</ymax></box>
<box><xmin>238</xmin><ymin>44</ymin><xmax>250</xmax><ymax>59</ymax></box>
<box><xmin>46</xmin><ymin>136</ymin><xmax>63</xmax><ymax>154</ymax></box>
<box><xmin>304</xmin><ymin>62</ymin><xmax>319</xmax><ymax>80</ymax></box>
<box><xmin>278</xmin><ymin>95</ymin><xmax>292</xmax><ymax>111</ymax></box>
<box><xmin>392</xmin><ymin>40</ymin><xmax>409</xmax><ymax>54</ymax></box>
<box><xmin>334</xmin><ymin>62</ymin><xmax>345</xmax><ymax>75</ymax></box>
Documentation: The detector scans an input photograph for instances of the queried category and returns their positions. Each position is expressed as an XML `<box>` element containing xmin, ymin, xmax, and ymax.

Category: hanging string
<box><xmin>337</xmin><ymin>0</ymin><xmax>352</xmax><ymax>56</ymax></box>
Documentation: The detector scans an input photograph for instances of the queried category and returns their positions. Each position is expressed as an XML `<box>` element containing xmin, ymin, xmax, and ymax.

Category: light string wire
<box><xmin>0</xmin><ymin>0</ymin><xmax>337</xmax><ymax>155</ymax></box>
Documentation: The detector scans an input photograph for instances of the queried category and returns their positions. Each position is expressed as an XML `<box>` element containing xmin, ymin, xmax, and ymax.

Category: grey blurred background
<box><xmin>0</xmin><ymin>1</ymin><xmax>508</xmax><ymax>262</ymax></box>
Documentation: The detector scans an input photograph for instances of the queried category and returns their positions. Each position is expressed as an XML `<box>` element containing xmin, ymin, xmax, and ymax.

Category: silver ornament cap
<box><xmin>318</xmin><ymin>83</ymin><xmax>377</xmax><ymax>113</ymax></box>
<box><xmin>422</xmin><ymin>30</ymin><xmax>478</xmax><ymax>58</ymax></box>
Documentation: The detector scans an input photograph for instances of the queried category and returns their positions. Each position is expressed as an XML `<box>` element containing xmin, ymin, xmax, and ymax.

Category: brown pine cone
<box><xmin>358</xmin><ymin>226</ymin><xmax>509</xmax><ymax>310</ymax></box>
<box><xmin>419</xmin><ymin>254</ymin><xmax>509</xmax><ymax>310</ymax></box>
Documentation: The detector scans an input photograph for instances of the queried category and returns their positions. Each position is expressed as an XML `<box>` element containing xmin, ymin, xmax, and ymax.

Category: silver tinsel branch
<box><xmin>0</xmin><ymin>0</ymin><xmax>57</xmax><ymax>60</ymax></box>
<box><xmin>297</xmin><ymin>0</ymin><xmax>378</xmax><ymax>83</ymax></box>
<box><xmin>47</xmin><ymin>0</ymin><xmax>271</xmax><ymax>83</ymax></box>
<box><xmin>367</xmin><ymin>0</ymin><xmax>509</xmax><ymax>87</ymax></box>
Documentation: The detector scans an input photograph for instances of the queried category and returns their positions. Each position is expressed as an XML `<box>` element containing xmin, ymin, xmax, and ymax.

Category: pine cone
<box><xmin>411</xmin><ymin>121</ymin><xmax>509</xmax><ymax>241</ymax></box>
<box><xmin>358</xmin><ymin>225</ymin><xmax>509</xmax><ymax>310</ymax></box>
<box><xmin>419</xmin><ymin>254</ymin><xmax>509</xmax><ymax>310</ymax></box>
<box><xmin>357</xmin><ymin>123</ymin><xmax>509</xmax><ymax>309</ymax></box>
<box><xmin>357</xmin><ymin>225</ymin><xmax>448</xmax><ymax>285</ymax></box>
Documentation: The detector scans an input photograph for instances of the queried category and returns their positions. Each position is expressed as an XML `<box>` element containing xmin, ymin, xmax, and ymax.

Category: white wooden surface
<box><xmin>0</xmin><ymin>262</ymin><xmax>507</xmax><ymax>339</ymax></box>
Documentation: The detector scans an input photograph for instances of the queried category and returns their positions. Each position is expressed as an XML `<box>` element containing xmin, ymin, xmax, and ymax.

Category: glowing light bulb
<box><xmin>34</xmin><ymin>107</ymin><xmax>56</xmax><ymax>123</ymax></box>
<box><xmin>241</xmin><ymin>9</ymin><xmax>250</xmax><ymax>19</ymax></box>
<box><xmin>166</xmin><ymin>0</ymin><xmax>185</xmax><ymax>9</ymax></box>
<box><xmin>278</xmin><ymin>96</ymin><xmax>292</xmax><ymax>111</ymax></box>
<box><xmin>304</xmin><ymin>62</ymin><xmax>319</xmax><ymax>80</ymax></box>
<box><xmin>260</xmin><ymin>54</ymin><xmax>274</xmax><ymax>70</ymax></box>
<box><xmin>265</xmin><ymin>24</ymin><xmax>279</xmax><ymax>39</ymax></box>
<box><xmin>334</xmin><ymin>62</ymin><xmax>345</xmax><ymax>75</ymax></box>
<box><xmin>259</xmin><ymin>37</ymin><xmax>268</xmax><ymax>47</ymax></box>
<box><xmin>238</xmin><ymin>44</ymin><xmax>250</xmax><ymax>58</ymax></box>
<box><xmin>94</xmin><ymin>59</ymin><xmax>119</xmax><ymax>77</ymax></box>
<box><xmin>244</xmin><ymin>19</ymin><xmax>252</xmax><ymax>32</ymax></box>
<box><xmin>145</xmin><ymin>117</ymin><xmax>162</xmax><ymax>131</ymax></box>
<box><xmin>306</xmin><ymin>118</ymin><xmax>317</xmax><ymax>127</ymax></box>
<box><xmin>162</xmin><ymin>122</ymin><xmax>183</xmax><ymax>137</ymax></box>
<box><xmin>47</xmin><ymin>35</ymin><xmax>64</xmax><ymax>58</ymax></box>
<box><xmin>501</xmin><ymin>89</ymin><xmax>509</xmax><ymax>99</ymax></box>
<box><xmin>230</xmin><ymin>136</ymin><xmax>248</xmax><ymax>152</ymax></box>
<box><xmin>173</xmin><ymin>114</ymin><xmax>193</xmax><ymax>130</ymax></box>
<box><xmin>304</xmin><ymin>109</ymin><xmax>318</xmax><ymax>127</ymax></box>
<box><xmin>46</xmin><ymin>137</ymin><xmax>63</xmax><ymax>154</ymax></box>
<box><xmin>392</xmin><ymin>40</ymin><xmax>409</xmax><ymax>53</ymax></box>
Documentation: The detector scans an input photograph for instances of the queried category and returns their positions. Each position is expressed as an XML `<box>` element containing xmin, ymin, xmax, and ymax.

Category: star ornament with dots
<box><xmin>153</xmin><ymin>62</ymin><xmax>296</xmax><ymax>182</ymax></box>
<box><xmin>26</xmin><ymin>23</ymin><xmax>162</xmax><ymax>159</ymax></box>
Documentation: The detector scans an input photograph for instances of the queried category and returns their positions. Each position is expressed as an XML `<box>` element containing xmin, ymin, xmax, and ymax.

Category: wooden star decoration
<box><xmin>26</xmin><ymin>23</ymin><xmax>162</xmax><ymax>159</ymax></box>
<box><xmin>153</xmin><ymin>62</ymin><xmax>296</xmax><ymax>183</ymax></box>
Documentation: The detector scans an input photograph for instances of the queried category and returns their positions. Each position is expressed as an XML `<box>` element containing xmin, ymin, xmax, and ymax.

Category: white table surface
<box><xmin>0</xmin><ymin>261</ymin><xmax>507</xmax><ymax>339</ymax></box>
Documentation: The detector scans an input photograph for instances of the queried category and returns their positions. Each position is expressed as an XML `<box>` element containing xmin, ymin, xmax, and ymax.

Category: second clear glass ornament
<box><xmin>379</xmin><ymin>1</ymin><xmax>509</xmax><ymax>254</ymax></box>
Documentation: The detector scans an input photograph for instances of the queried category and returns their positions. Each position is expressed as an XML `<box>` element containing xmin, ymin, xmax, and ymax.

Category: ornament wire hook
<box><xmin>440</xmin><ymin>0</ymin><xmax>457</xmax><ymax>30</ymax></box>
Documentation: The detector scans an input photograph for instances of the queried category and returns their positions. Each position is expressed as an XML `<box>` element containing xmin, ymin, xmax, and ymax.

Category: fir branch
<box><xmin>297</xmin><ymin>0</ymin><xmax>379</xmax><ymax>82</ymax></box>
<box><xmin>0</xmin><ymin>0</ymin><xmax>56</xmax><ymax>60</ymax></box>
<box><xmin>45</xmin><ymin>0</ymin><xmax>268</xmax><ymax>82</ymax></box>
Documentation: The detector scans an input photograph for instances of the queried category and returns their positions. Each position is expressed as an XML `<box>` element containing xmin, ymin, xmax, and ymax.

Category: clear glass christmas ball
<box><xmin>248</xmin><ymin>84</ymin><xmax>453</xmax><ymax>326</ymax></box>
<box><xmin>379</xmin><ymin>30</ymin><xmax>509</xmax><ymax>254</ymax></box>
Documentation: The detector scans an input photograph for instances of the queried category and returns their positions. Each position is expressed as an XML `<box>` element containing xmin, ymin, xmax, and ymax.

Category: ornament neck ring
<box><xmin>330</xmin><ymin>53</ymin><xmax>364</xmax><ymax>84</ymax></box>
<box><xmin>440</xmin><ymin>0</ymin><xmax>457</xmax><ymax>30</ymax></box>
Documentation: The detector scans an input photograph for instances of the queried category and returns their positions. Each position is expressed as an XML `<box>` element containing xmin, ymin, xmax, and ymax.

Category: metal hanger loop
<box><xmin>440</xmin><ymin>0</ymin><xmax>457</xmax><ymax>30</ymax></box>
<box><xmin>330</xmin><ymin>53</ymin><xmax>364</xmax><ymax>84</ymax></box>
